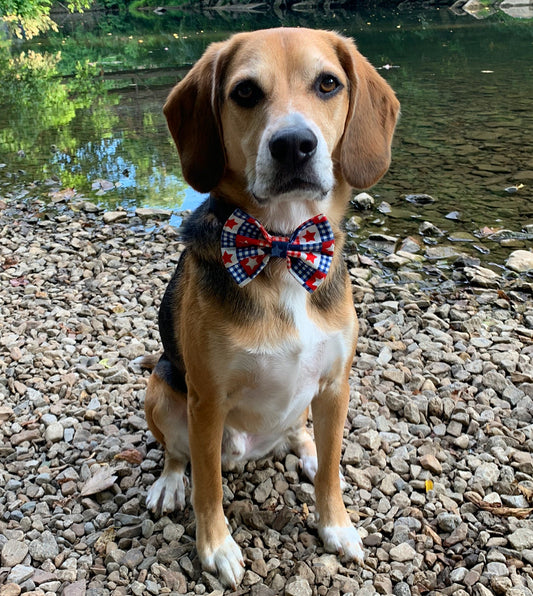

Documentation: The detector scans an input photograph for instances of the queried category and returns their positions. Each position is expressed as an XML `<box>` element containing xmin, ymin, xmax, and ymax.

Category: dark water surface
<box><xmin>1</xmin><ymin>6</ymin><xmax>532</xmax><ymax>268</ymax></box>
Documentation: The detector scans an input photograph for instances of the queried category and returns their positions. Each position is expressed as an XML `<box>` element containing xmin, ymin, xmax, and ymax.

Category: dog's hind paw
<box><xmin>299</xmin><ymin>456</ymin><xmax>348</xmax><ymax>490</ymax></box>
<box><xmin>146</xmin><ymin>472</ymin><xmax>187</xmax><ymax>515</ymax></box>
<box><xmin>299</xmin><ymin>455</ymin><xmax>318</xmax><ymax>483</ymax></box>
<box><xmin>319</xmin><ymin>525</ymin><xmax>365</xmax><ymax>564</ymax></box>
<box><xmin>200</xmin><ymin>534</ymin><xmax>245</xmax><ymax>589</ymax></box>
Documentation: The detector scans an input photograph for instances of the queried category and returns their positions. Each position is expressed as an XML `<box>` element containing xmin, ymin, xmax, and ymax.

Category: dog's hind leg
<box><xmin>288</xmin><ymin>408</ymin><xmax>318</xmax><ymax>482</ymax></box>
<box><xmin>144</xmin><ymin>365</ymin><xmax>190</xmax><ymax>515</ymax></box>
<box><xmin>289</xmin><ymin>409</ymin><xmax>348</xmax><ymax>490</ymax></box>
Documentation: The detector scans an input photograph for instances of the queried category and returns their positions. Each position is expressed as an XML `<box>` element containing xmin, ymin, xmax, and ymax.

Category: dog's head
<box><xmin>164</xmin><ymin>28</ymin><xmax>399</xmax><ymax>208</ymax></box>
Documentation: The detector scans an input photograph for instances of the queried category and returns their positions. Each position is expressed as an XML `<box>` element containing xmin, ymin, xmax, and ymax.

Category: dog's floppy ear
<box><xmin>337</xmin><ymin>37</ymin><xmax>400</xmax><ymax>190</ymax></box>
<box><xmin>164</xmin><ymin>42</ymin><xmax>229</xmax><ymax>193</ymax></box>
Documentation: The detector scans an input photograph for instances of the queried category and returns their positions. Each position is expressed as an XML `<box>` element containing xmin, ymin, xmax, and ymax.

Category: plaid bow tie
<box><xmin>221</xmin><ymin>208</ymin><xmax>334</xmax><ymax>293</ymax></box>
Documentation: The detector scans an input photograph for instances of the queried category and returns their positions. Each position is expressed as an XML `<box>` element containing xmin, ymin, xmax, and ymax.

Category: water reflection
<box><xmin>0</xmin><ymin>6</ymin><xmax>531</xmax><ymax>264</ymax></box>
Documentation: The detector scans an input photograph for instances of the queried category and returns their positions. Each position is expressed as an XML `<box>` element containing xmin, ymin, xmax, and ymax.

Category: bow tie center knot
<box><xmin>270</xmin><ymin>239</ymin><xmax>289</xmax><ymax>258</ymax></box>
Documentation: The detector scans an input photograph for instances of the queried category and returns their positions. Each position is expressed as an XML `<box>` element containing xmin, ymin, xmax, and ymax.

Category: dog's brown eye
<box><xmin>230</xmin><ymin>80</ymin><xmax>264</xmax><ymax>108</ymax></box>
<box><xmin>316</xmin><ymin>74</ymin><xmax>342</xmax><ymax>98</ymax></box>
<box><xmin>236</xmin><ymin>83</ymin><xmax>253</xmax><ymax>99</ymax></box>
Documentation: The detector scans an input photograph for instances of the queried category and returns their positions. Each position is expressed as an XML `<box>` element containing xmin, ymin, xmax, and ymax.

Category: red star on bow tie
<box><xmin>222</xmin><ymin>251</ymin><xmax>233</xmax><ymax>265</ymax></box>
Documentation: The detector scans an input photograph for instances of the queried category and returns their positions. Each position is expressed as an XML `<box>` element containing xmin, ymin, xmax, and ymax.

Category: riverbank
<box><xmin>0</xmin><ymin>194</ymin><xmax>532</xmax><ymax>596</ymax></box>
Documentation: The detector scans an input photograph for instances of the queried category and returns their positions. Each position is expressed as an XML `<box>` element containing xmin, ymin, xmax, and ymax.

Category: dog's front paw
<box><xmin>199</xmin><ymin>534</ymin><xmax>245</xmax><ymax>589</ymax></box>
<box><xmin>319</xmin><ymin>525</ymin><xmax>365</xmax><ymax>563</ymax></box>
<box><xmin>146</xmin><ymin>472</ymin><xmax>187</xmax><ymax>515</ymax></box>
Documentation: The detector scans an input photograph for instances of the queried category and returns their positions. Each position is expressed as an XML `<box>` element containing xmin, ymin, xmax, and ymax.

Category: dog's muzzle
<box><xmin>251</xmin><ymin>115</ymin><xmax>334</xmax><ymax>202</ymax></box>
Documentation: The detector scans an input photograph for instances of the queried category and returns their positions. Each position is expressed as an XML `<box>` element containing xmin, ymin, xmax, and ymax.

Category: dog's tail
<box><xmin>133</xmin><ymin>354</ymin><xmax>161</xmax><ymax>371</ymax></box>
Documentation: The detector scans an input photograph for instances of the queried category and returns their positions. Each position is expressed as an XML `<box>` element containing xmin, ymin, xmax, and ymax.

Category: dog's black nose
<box><xmin>269</xmin><ymin>127</ymin><xmax>318</xmax><ymax>169</ymax></box>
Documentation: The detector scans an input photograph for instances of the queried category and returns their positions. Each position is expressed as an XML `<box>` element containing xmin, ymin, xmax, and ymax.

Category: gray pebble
<box><xmin>28</xmin><ymin>530</ymin><xmax>59</xmax><ymax>562</ymax></box>
<box><xmin>1</xmin><ymin>540</ymin><xmax>29</xmax><ymax>567</ymax></box>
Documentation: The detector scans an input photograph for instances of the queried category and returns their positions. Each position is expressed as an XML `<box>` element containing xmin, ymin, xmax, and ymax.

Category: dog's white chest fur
<box><xmin>225</xmin><ymin>281</ymin><xmax>345</xmax><ymax>459</ymax></box>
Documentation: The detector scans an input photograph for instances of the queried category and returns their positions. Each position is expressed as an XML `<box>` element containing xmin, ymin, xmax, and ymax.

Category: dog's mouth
<box><xmin>251</xmin><ymin>177</ymin><xmax>330</xmax><ymax>204</ymax></box>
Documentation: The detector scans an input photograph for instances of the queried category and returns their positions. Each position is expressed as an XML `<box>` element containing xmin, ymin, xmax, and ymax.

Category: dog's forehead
<box><xmin>226</xmin><ymin>28</ymin><xmax>345</xmax><ymax>84</ymax></box>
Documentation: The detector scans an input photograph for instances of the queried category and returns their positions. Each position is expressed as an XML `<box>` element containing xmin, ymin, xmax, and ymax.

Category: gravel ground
<box><xmin>1</xmin><ymin>192</ymin><xmax>533</xmax><ymax>596</ymax></box>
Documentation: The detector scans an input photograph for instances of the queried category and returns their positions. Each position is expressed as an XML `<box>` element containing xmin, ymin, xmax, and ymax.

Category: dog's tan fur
<box><xmin>144</xmin><ymin>27</ymin><xmax>399</xmax><ymax>587</ymax></box>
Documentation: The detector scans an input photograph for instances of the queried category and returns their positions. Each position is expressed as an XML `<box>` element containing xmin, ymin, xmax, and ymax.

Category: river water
<box><xmin>1</xmin><ymin>4</ymin><xmax>532</xmax><ymax>269</ymax></box>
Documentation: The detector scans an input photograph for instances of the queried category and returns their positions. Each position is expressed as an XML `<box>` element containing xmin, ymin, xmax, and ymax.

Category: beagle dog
<box><xmin>144</xmin><ymin>27</ymin><xmax>399</xmax><ymax>588</ymax></box>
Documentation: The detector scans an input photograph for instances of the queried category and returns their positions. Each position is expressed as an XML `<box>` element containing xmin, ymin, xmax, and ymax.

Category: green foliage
<box><xmin>0</xmin><ymin>1</ymin><xmax>52</xmax><ymax>20</ymax></box>
<box><xmin>0</xmin><ymin>0</ymin><xmax>92</xmax><ymax>39</ymax></box>
<box><xmin>0</xmin><ymin>0</ymin><xmax>91</xmax><ymax>18</ymax></box>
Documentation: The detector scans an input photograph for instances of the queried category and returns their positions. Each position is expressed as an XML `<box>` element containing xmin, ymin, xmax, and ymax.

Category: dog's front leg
<box><xmin>312</xmin><ymin>376</ymin><xmax>365</xmax><ymax>563</ymax></box>
<box><xmin>187</xmin><ymin>383</ymin><xmax>245</xmax><ymax>588</ymax></box>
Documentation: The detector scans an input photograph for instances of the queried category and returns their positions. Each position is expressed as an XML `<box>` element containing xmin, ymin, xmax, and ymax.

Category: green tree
<box><xmin>0</xmin><ymin>1</ymin><xmax>92</xmax><ymax>39</ymax></box>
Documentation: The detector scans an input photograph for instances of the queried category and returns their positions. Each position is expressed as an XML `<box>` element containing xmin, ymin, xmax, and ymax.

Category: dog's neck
<box><xmin>208</xmin><ymin>194</ymin><xmax>236</xmax><ymax>224</ymax></box>
<box><xmin>208</xmin><ymin>193</ymin><xmax>328</xmax><ymax>237</ymax></box>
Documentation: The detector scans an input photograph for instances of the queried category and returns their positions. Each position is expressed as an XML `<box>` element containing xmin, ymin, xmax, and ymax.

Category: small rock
<box><xmin>464</xmin><ymin>569</ymin><xmax>481</xmax><ymax>587</ymax></box>
<box><xmin>483</xmin><ymin>370</ymin><xmax>509</xmax><ymax>394</ymax></box>
<box><xmin>352</xmin><ymin>192</ymin><xmax>374</xmax><ymax>210</ymax></box>
<box><xmin>405</xmin><ymin>193</ymin><xmax>435</xmax><ymax>205</ymax></box>
<box><xmin>0</xmin><ymin>584</ymin><xmax>21</xmax><ymax>596</ymax></box>
<box><xmin>40</xmin><ymin>580</ymin><xmax>62</xmax><ymax>592</ymax></box>
<box><xmin>0</xmin><ymin>406</ymin><xmax>14</xmax><ymax>421</ymax></box>
<box><xmin>1</xmin><ymin>540</ymin><xmax>29</xmax><ymax>567</ymax></box>
<box><xmin>119</xmin><ymin>339</ymin><xmax>145</xmax><ymax>360</ymax></box>
<box><xmin>62</xmin><ymin>580</ymin><xmax>87</xmax><ymax>596</ymax></box>
<box><xmin>162</xmin><ymin>523</ymin><xmax>184</xmax><ymax>543</ymax></box>
<box><xmin>135</xmin><ymin>207</ymin><xmax>172</xmax><ymax>219</ymax></box>
<box><xmin>293</xmin><ymin>483</ymin><xmax>314</xmax><ymax>505</ymax></box>
<box><xmin>121</xmin><ymin>548</ymin><xmax>144</xmax><ymax>570</ymax></box>
<box><xmin>506</xmin><ymin>249</ymin><xmax>533</xmax><ymax>272</ymax></box>
<box><xmin>313</xmin><ymin>553</ymin><xmax>339</xmax><ymax>577</ymax></box>
<box><xmin>475</xmin><ymin>585</ymin><xmax>494</xmax><ymax>596</ymax></box>
<box><xmin>45</xmin><ymin>421</ymin><xmax>64</xmax><ymax>443</ymax></box>
<box><xmin>80</xmin><ymin>201</ymin><xmax>101</xmax><ymax>213</ymax></box>
<box><xmin>485</xmin><ymin>561</ymin><xmax>509</xmax><ymax>577</ymax></box>
<box><xmin>10</xmin><ymin>429</ymin><xmax>41</xmax><ymax>446</ymax></box>
<box><xmin>389</xmin><ymin>543</ymin><xmax>416</xmax><ymax>562</ymax></box>
<box><xmin>28</xmin><ymin>530</ymin><xmax>59</xmax><ymax>562</ymax></box>
<box><xmin>343</xmin><ymin>441</ymin><xmax>365</xmax><ymax>465</ymax></box>
<box><xmin>450</xmin><ymin>567</ymin><xmax>468</xmax><ymax>582</ymax></box>
<box><xmin>393</xmin><ymin>582</ymin><xmax>411</xmax><ymax>596</ymax></box>
<box><xmin>419</xmin><ymin>221</ymin><xmax>444</xmax><ymax>237</ymax></box>
<box><xmin>285</xmin><ymin>577</ymin><xmax>312</xmax><ymax>596</ymax></box>
<box><xmin>419</xmin><ymin>453</ymin><xmax>442</xmax><ymax>475</ymax></box>
<box><xmin>374</xmin><ymin>574</ymin><xmax>393</xmax><ymax>594</ymax></box>
<box><xmin>254</xmin><ymin>477</ymin><xmax>273</xmax><ymax>504</ymax></box>
<box><xmin>383</xmin><ymin>367</ymin><xmax>405</xmax><ymax>385</ymax></box>
<box><xmin>359</xmin><ymin>430</ymin><xmax>381</xmax><ymax>451</ymax></box>
<box><xmin>160</xmin><ymin>569</ymin><xmax>187</xmax><ymax>592</ymax></box>
<box><xmin>445</xmin><ymin>210</ymin><xmax>461</xmax><ymax>220</ymax></box>
<box><xmin>7</xmin><ymin>565</ymin><xmax>34</xmax><ymax>584</ymax></box>
<box><xmin>508</xmin><ymin>528</ymin><xmax>533</xmax><ymax>551</ymax></box>
<box><xmin>463</xmin><ymin>265</ymin><xmax>500</xmax><ymax>288</ymax></box>
<box><xmin>443</xmin><ymin>522</ymin><xmax>468</xmax><ymax>547</ymax></box>
<box><xmin>436</xmin><ymin>512</ymin><xmax>461</xmax><ymax>533</ymax></box>
<box><xmin>103</xmin><ymin>211</ymin><xmax>127</xmax><ymax>224</ymax></box>
<box><xmin>473</xmin><ymin>462</ymin><xmax>500</xmax><ymax>488</ymax></box>
<box><xmin>105</xmin><ymin>368</ymin><xmax>130</xmax><ymax>384</ymax></box>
